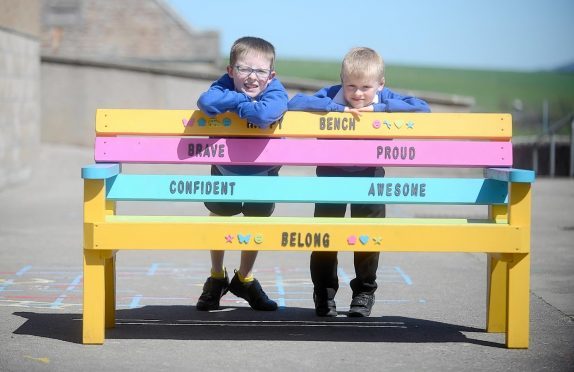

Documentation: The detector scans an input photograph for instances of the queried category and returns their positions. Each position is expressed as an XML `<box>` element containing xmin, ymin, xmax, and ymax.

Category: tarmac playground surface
<box><xmin>0</xmin><ymin>144</ymin><xmax>573</xmax><ymax>371</ymax></box>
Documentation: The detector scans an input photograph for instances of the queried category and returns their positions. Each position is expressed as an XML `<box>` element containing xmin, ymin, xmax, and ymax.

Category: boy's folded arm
<box><xmin>287</xmin><ymin>93</ymin><xmax>345</xmax><ymax>112</ymax></box>
<box><xmin>236</xmin><ymin>81</ymin><xmax>289</xmax><ymax>127</ymax></box>
<box><xmin>196</xmin><ymin>75</ymin><xmax>251</xmax><ymax>116</ymax></box>
<box><xmin>373</xmin><ymin>99</ymin><xmax>431</xmax><ymax>113</ymax></box>
<box><xmin>197</xmin><ymin>89</ymin><xmax>250</xmax><ymax>116</ymax></box>
<box><xmin>374</xmin><ymin>90</ymin><xmax>431</xmax><ymax>113</ymax></box>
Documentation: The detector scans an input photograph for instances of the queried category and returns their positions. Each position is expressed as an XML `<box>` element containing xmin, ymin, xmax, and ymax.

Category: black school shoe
<box><xmin>229</xmin><ymin>273</ymin><xmax>278</xmax><ymax>311</ymax></box>
<box><xmin>313</xmin><ymin>289</ymin><xmax>337</xmax><ymax>317</ymax></box>
<box><xmin>348</xmin><ymin>292</ymin><xmax>375</xmax><ymax>317</ymax></box>
<box><xmin>196</xmin><ymin>272</ymin><xmax>229</xmax><ymax>311</ymax></box>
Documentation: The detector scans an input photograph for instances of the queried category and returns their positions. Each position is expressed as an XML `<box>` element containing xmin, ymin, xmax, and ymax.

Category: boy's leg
<box><xmin>350</xmin><ymin>251</ymin><xmax>380</xmax><ymax>295</ymax></box>
<box><xmin>311</xmin><ymin>166</ymin><xmax>351</xmax><ymax>316</ymax></box>
<box><xmin>310</xmin><ymin>250</ymin><xmax>339</xmax><ymax>317</ymax></box>
<box><xmin>349</xmin><ymin>201</ymin><xmax>385</xmax><ymax>294</ymax></box>
<box><xmin>348</xmin><ymin>251</ymin><xmax>380</xmax><ymax>317</ymax></box>
<box><xmin>348</xmin><ymin>167</ymin><xmax>385</xmax><ymax>317</ymax></box>
<box><xmin>229</xmin><ymin>250</ymin><xmax>277</xmax><ymax>311</ymax></box>
<box><xmin>310</xmin><ymin>250</ymin><xmax>339</xmax><ymax>294</ymax></box>
<box><xmin>312</xmin><ymin>201</ymin><xmax>346</xmax><ymax>316</ymax></box>
<box><xmin>196</xmin><ymin>242</ymin><xmax>230</xmax><ymax>311</ymax></box>
<box><xmin>238</xmin><ymin>250</ymin><xmax>257</xmax><ymax>278</ymax></box>
<box><xmin>311</xmin><ymin>202</ymin><xmax>343</xmax><ymax>291</ymax></box>
<box><xmin>228</xmin><ymin>192</ymin><xmax>277</xmax><ymax>311</ymax></box>
<box><xmin>197</xmin><ymin>165</ymin><xmax>244</xmax><ymax>311</ymax></box>
<box><xmin>196</xmin><ymin>209</ymin><xmax>234</xmax><ymax>311</ymax></box>
<box><xmin>348</xmin><ymin>202</ymin><xmax>384</xmax><ymax>317</ymax></box>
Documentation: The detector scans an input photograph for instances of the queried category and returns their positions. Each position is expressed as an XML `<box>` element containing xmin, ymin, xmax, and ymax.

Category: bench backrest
<box><xmin>84</xmin><ymin>109</ymin><xmax>532</xmax><ymax>206</ymax></box>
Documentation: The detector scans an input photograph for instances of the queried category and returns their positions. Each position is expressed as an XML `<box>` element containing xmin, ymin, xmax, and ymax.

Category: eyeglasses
<box><xmin>234</xmin><ymin>65</ymin><xmax>271</xmax><ymax>79</ymax></box>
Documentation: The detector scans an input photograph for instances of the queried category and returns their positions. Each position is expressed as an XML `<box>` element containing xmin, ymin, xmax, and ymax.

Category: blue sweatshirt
<box><xmin>288</xmin><ymin>84</ymin><xmax>430</xmax><ymax>113</ymax></box>
<box><xmin>197</xmin><ymin>73</ymin><xmax>288</xmax><ymax>128</ymax></box>
<box><xmin>197</xmin><ymin>73</ymin><xmax>288</xmax><ymax>175</ymax></box>
<box><xmin>288</xmin><ymin>84</ymin><xmax>430</xmax><ymax>172</ymax></box>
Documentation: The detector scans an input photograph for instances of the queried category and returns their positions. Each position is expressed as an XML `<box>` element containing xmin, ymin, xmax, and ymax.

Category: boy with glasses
<box><xmin>288</xmin><ymin>47</ymin><xmax>430</xmax><ymax>317</ymax></box>
<box><xmin>196</xmin><ymin>36</ymin><xmax>288</xmax><ymax>311</ymax></box>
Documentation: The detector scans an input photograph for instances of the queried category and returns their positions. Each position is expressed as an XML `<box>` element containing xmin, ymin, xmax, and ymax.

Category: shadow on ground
<box><xmin>13</xmin><ymin>306</ymin><xmax>505</xmax><ymax>348</ymax></box>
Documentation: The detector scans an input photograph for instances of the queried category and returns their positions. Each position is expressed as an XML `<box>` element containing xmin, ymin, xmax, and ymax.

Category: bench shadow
<box><xmin>13</xmin><ymin>306</ymin><xmax>505</xmax><ymax>348</ymax></box>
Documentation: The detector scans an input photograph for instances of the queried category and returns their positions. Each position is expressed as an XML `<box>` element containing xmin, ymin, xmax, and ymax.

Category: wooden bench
<box><xmin>82</xmin><ymin>109</ymin><xmax>534</xmax><ymax>347</ymax></box>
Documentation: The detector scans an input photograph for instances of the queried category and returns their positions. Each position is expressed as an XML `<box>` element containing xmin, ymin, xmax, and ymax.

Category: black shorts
<box><xmin>204</xmin><ymin>165</ymin><xmax>279</xmax><ymax>217</ymax></box>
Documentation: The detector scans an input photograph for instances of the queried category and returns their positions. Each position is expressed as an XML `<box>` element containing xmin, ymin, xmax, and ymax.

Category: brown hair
<box><xmin>229</xmin><ymin>36</ymin><xmax>276</xmax><ymax>70</ymax></box>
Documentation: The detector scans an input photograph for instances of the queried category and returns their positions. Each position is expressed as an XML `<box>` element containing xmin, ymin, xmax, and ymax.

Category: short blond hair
<box><xmin>229</xmin><ymin>36</ymin><xmax>276</xmax><ymax>70</ymax></box>
<box><xmin>340</xmin><ymin>47</ymin><xmax>385</xmax><ymax>81</ymax></box>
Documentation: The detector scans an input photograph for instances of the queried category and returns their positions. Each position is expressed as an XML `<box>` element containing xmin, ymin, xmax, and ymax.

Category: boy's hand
<box><xmin>344</xmin><ymin>105</ymin><xmax>374</xmax><ymax>118</ymax></box>
<box><xmin>357</xmin><ymin>105</ymin><xmax>374</xmax><ymax>112</ymax></box>
<box><xmin>344</xmin><ymin>106</ymin><xmax>362</xmax><ymax>118</ymax></box>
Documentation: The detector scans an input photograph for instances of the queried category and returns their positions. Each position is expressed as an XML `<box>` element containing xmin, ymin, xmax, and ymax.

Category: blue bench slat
<box><xmin>484</xmin><ymin>168</ymin><xmax>535</xmax><ymax>183</ymax></box>
<box><xmin>105</xmin><ymin>174</ymin><xmax>509</xmax><ymax>205</ymax></box>
<box><xmin>82</xmin><ymin>163</ymin><xmax>120</xmax><ymax>179</ymax></box>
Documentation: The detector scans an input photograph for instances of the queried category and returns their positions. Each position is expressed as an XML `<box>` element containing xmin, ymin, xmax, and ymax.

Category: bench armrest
<box><xmin>82</xmin><ymin>163</ymin><xmax>121</xmax><ymax>179</ymax></box>
<box><xmin>484</xmin><ymin>168</ymin><xmax>535</xmax><ymax>183</ymax></box>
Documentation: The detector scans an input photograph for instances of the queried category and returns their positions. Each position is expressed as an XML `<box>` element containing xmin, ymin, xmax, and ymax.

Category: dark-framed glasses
<box><xmin>234</xmin><ymin>65</ymin><xmax>271</xmax><ymax>79</ymax></box>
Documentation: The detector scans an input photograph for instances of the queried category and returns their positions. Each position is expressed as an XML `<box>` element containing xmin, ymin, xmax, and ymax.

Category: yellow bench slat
<box><xmin>96</xmin><ymin>109</ymin><xmax>512</xmax><ymax>139</ymax></box>
<box><xmin>84</xmin><ymin>216</ymin><xmax>525</xmax><ymax>253</ymax></box>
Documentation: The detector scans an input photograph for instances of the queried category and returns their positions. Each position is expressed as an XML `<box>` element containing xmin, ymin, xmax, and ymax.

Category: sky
<box><xmin>166</xmin><ymin>0</ymin><xmax>574</xmax><ymax>72</ymax></box>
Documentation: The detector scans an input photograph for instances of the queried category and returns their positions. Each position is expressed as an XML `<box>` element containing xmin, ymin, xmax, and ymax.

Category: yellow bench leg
<box><xmin>105</xmin><ymin>254</ymin><xmax>116</xmax><ymax>329</ymax></box>
<box><xmin>83</xmin><ymin>250</ymin><xmax>106</xmax><ymax>344</ymax></box>
<box><xmin>486</xmin><ymin>254</ymin><xmax>507</xmax><ymax>333</ymax></box>
<box><xmin>506</xmin><ymin>253</ymin><xmax>530</xmax><ymax>348</ymax></box>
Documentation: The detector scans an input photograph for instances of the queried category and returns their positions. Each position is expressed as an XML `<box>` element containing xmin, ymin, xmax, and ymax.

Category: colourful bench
<box><xmin>82</xmin><ymin>109</ymin><xmax>534</xmax><ymax>347</ymax></box>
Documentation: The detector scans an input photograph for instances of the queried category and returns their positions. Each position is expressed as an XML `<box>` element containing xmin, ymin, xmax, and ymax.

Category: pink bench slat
<box><xmin>95</xmin><ymin>137</ymin><xmax>512</xmax><ymax>167</ymax></box>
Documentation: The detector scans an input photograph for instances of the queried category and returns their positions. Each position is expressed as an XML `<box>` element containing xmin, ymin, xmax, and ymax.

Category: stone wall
<box><xmin>41</xmin><ymin>57</ymin><xmax>215</xmax><ymax>146</ymax></box>
<box><xmin>0</xmin><ymin>0</ymin><xmax>41</xmax><ymax>190</ymax></box>
<box><xmin>41</xmin><ymin>0</ymin><xmax>219</xmax><ymax>67</ymax></box>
